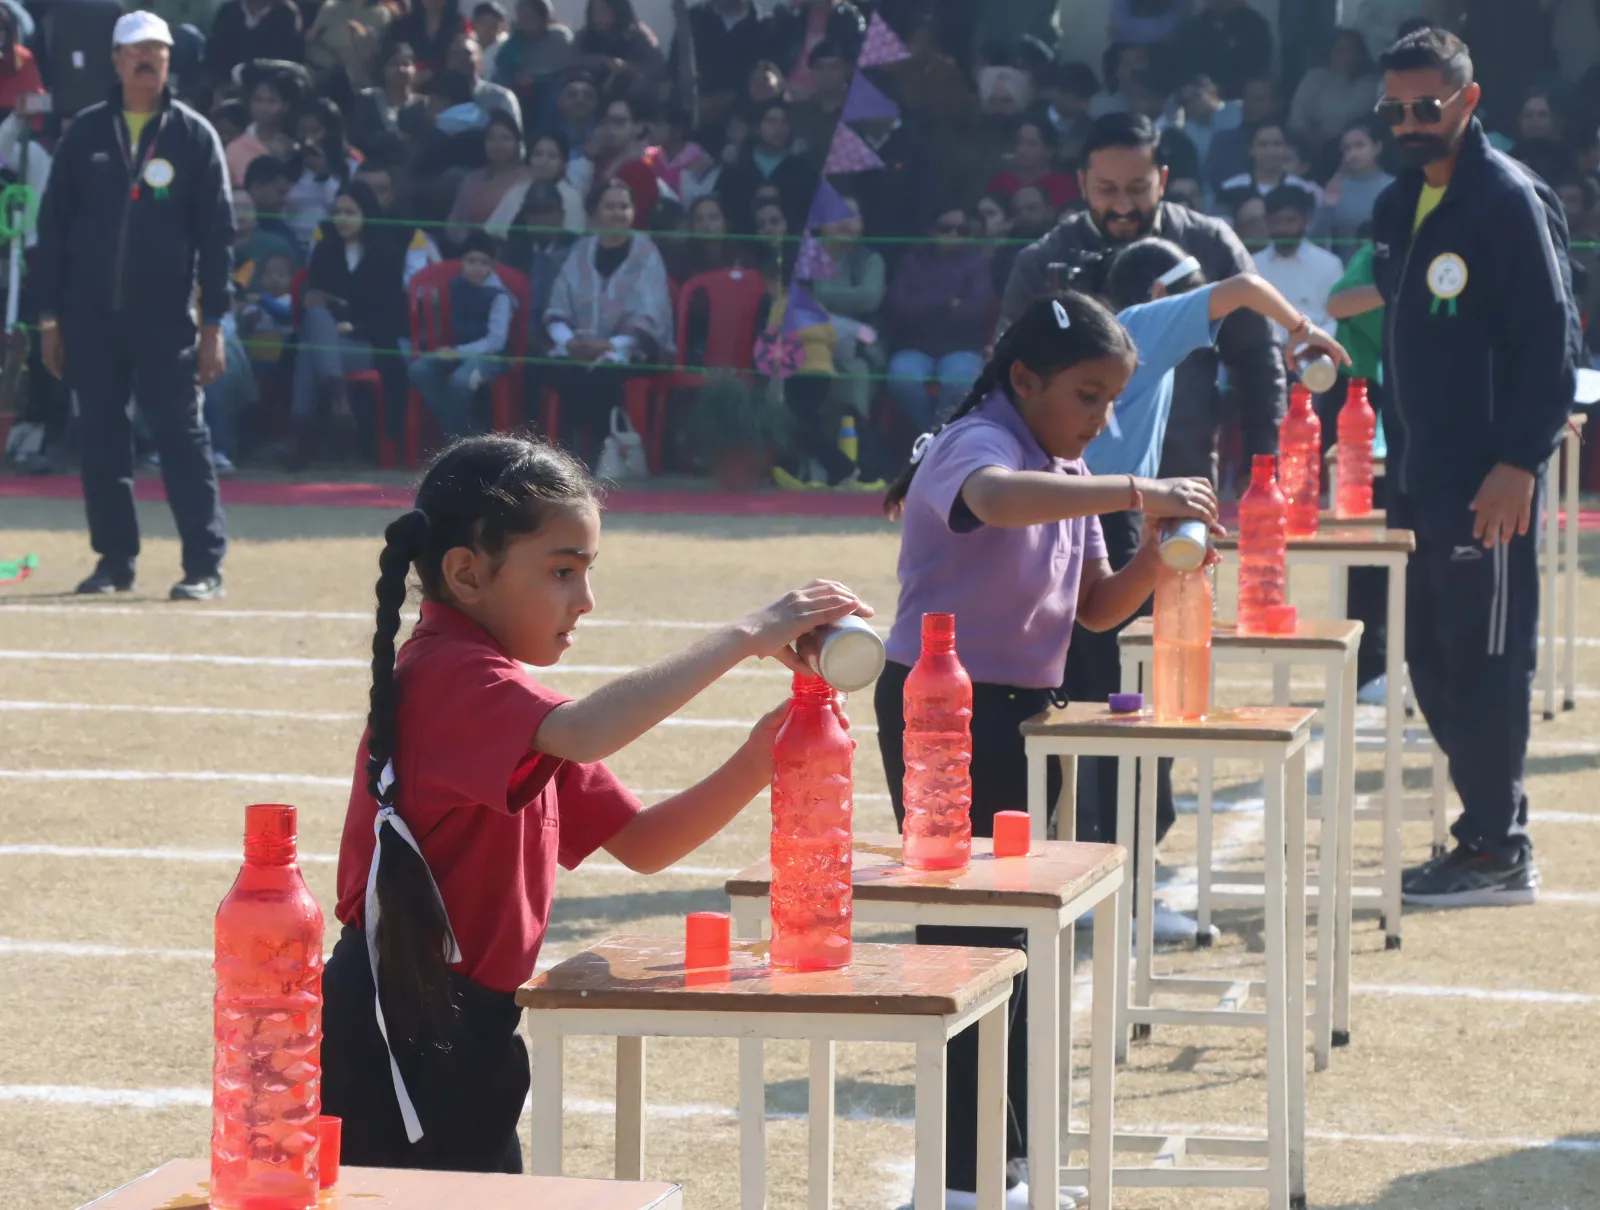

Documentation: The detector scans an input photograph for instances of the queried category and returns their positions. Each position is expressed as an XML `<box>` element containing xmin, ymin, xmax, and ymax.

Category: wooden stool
<box><xmin>1216</xmin><ymin>527</ymin><xmax>1417</xmax><ymax>949</ymax></box>
<box><xmin>1021</xmin><ymin>704</ymin><xmax>1316</xmax><ymax>1210</ymax></box>
<box><xmin>726</xmin><ymin>836</ymin><xmax>1127</xmax><ymax>1210</ymax></box>
<box><xmin>518</xmin><ymin>936</ymin><xmax>1026</xmax><ymax>1210</ymax></box>
<box><xmin>1118</xmin><ymin>617</ymin><xmax>1360</xmax><ymax>1069</ymax></box>
<box><xmin>83</xmin><ymin>1158</ymin><xmax>685</xmax><ymax>1209</ymax></box>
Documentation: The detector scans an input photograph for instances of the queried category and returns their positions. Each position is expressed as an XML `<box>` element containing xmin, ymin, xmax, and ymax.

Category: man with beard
<box><xmin>35</xmin><ymin>11</ymin><xmax>233</xmax><ymax>600</ymax></box>
<box><xmin>1001</xmin><ymin>112</ymin><xmax>1283</xmax><ymax>939</ymax></box>
<box><xmin>1370</xmin><ymin>27</ymin><xmax>1580</xmax><ymax>907</ymax></box>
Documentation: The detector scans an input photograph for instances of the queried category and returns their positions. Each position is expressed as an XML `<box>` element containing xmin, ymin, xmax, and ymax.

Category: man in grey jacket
<box><xmin>1002</xmin><ymin>111</ymin><xmax>1287</xmax><ymax>482</ymax></box>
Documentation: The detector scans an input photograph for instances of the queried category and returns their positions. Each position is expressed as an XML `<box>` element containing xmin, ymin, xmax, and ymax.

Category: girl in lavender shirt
<box><xmin>873</xmin><ymin>293</ymin><xmax>1222</xmax><ymax>1206</ymax></box>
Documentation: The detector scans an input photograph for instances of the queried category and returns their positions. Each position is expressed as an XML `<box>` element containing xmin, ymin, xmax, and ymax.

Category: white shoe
<box><xmin>213</xmin><ymin>452</ymin><xmax>237</xmax><ymax>475</ymax></box>
<box><xmin>942</xmin><ymin>1181</ymin><xmax>1055</xmax><ymax>1209</ymax></box>
<box><xmin>1357</xmin><ymin>673</ymin><xmax>1387</xmax><ymax>706</ymax></box>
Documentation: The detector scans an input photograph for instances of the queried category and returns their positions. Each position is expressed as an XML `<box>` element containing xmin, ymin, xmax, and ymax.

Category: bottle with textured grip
<box><xmin>770</xmin><ymin>674</ymin><xmax>854</xmax><ymax>970</ymax></box>
<box><xmin>1279</xmin><ymin>384</ymin><xmax>1322</xmax><ymax>537</ymax></box>
<box><xmin>1336</xmin><ymin>378</ymin><xmax>1376</xmax><ymax>518</ymax></box>
<box><xmin>902</xmin><ymin>612</ymin><xmax>974</xmax><ymax>870</ymax></box>
<box><xmin>1237</xmin><ymin>454</ymin><xmax>1288</xmax><ymax>635</ymax></box>
<box><xmin>1153</xmin><ymin>560</ymin><xmax>1213</xmax><ymax>722</ymax></box>
<box><xmin>212</xmin><ymin>804</ymin><xmax>325</xmax><ymax>1210</ymax></box>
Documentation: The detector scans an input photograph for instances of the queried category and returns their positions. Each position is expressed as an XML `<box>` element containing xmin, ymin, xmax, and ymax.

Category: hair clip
<box><xmin>1052</xmin><ymin>299</ymin><xmax>1071</xmax><ymax>329</ymax></box>
<box><xmin>909</xmin><ymin>430</ymin><xmax>936</xmax><ymax>465</ymax></box>
<box><xmin>1156</xmin><ymin>256</ymin><xmax>1202</xmax><ymax>287</ymax></box>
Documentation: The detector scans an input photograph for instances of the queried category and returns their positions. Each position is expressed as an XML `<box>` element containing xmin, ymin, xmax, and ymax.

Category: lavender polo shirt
<box><xmin>886</xmin><ymin>393</ymin><xmax>1108</xmax><ymax>689</ymax></box>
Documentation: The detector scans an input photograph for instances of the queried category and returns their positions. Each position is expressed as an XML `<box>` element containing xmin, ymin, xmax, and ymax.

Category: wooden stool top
<box><xmin>81</xmin><ymin>1160</ymin><xmax>683</xmax><ymax>1209</ymax></box>
<box><xmin>726</xmin><ymin>835</ymin><xmax>1125</xmax><ymax>911</ymax></box>
<box><xmin>1118</xmin><ymin>617</ymin><xmax>1363</xmax><ymax>652</ymax></box>
<box><xmin>1215</xmin><ymin>528</ymin><xmax>1414</xmax><ymax>554</ymax></box>
<box><xmin>1315</xmin><ymin>508</ymin><xmax>1387</xmax><ymax>528</ymax></box>
<box><xmin>1020</xmin><ymin>702</ymin><xmax>1317</xmax><ymax>743</ymax></box>
<box><xmin>518</xmin><ymin>937</ymin><xmax>1026</xmax><ymax>1017</ymax></box>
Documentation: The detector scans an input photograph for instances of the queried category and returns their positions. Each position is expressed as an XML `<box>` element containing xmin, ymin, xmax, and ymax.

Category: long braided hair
<box><xmin>367</xmin><ymin>433</ymin><xmax>596</xmax><ymax>1044</ymax></box>
<box><xmin>882</xmin><ymin>291</ymin><xmax>1135</xmax><ymax>517</ymax></box>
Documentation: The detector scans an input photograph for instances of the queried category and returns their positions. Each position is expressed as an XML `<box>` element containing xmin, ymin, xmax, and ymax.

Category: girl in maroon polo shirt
<box><xmin>321</xmin><ymin>433</ymin><xmax>866</xmax><ymax>1172</ymax></box>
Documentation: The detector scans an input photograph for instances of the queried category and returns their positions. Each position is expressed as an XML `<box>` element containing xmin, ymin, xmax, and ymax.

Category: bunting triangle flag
<box><xmin>859</xmin><ymin>13</ymin><xmax>910</xmax><ymax>67</ymax></box>
<box><xmin>780</xmin><ymin>281</ymin><xmax>831</xmax><ymax>333</ymax></box>
<box><xmin>806</xmin><ymin>178</ymin><xmax>855</xmax><ymax>228</ymax></box>
<box><xmin>795</xmin><ymin>233</ymin><xmax>839</xmax><ymax>280</ymax></box>
<box><xmin>824</xmin><ymin>122</ymin><xmax>884</xmax><ymax>175</ymax></box>
<box><xmin>0</xmin><ymin>553</ymin><xmax>37</xmax><ymax>584</ymax></box>
<box><xmin>841</xmin><ymin>71</ymin><xmax>900</xmax><ymax>123</ymax></box>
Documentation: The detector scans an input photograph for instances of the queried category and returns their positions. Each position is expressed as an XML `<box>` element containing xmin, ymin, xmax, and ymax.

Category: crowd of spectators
<box><xmin>5</xmin><ymin>0</ymin><xmax>1600</xmax><ymax>487</ymax></box>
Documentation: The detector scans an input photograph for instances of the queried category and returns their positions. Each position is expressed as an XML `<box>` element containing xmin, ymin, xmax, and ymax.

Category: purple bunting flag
<box><xmin>806</xmin><ymin>178</ymin><xmax>856</xmax><ymax>229</ymax></box>
<box><xmin>824</xmin><ymin>122</ymin><xmax>884</xmax><ymax>175</ymax></box>
<box><xmin>841</xmin><ymin>72</ymin><xmax>900</xmax><ymax>123</ymax></box>
<box><xmin>780</xmin><ymin>281</ymin><xmax>832</xmax><ymax>334</ymax></box>
<box><xmin>859</xmin><ymin>13</ymin><xmax>910</xmax><ymax>67</ymax></box>
<box><xmin>795</xmin><ymin>233</ymin><xmax>839</xmax><ymax>281</ymax></box>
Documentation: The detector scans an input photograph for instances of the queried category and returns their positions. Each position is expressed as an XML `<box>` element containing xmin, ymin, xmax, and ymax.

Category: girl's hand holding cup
<box><xmin>738</xmin><ymin>579</ymin><xmax>872</xmax><ymax>675</ymax></box>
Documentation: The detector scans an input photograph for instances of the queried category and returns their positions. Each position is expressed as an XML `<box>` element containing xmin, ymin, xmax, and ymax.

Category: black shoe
<box><xmin>170</xmin><ymin>574</ymin><xmax>225</xmax><ymax>601</ymax></box>
<box><xmin>1401</xmin><ymin>842</ymin><xmax>1539</xmax><ymax>907</ymax></box>
<box><xmin>76</xmin><ymin>569</ymin><xmax>136</xmax><ymax>594</ymax></box>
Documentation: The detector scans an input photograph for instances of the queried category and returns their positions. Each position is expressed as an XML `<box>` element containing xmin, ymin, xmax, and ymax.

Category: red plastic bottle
<box><xmin>1237</xmin><ymin>454</ymin><xmax>1288</xmax><ymax>635</ymax></box>
<box><xmin>770</xmin><ymin>674</ymin><xmax>854</xmax><ymax>970</ymax></box>
<box><xmin>902</xmin><ymin>612</ymin><xmax>974</xmax><ymax>871</ymax></box>
<box><xmin>1336</xmin><ymin>378</ymin><xmax>1376</xmax><ymax>518</ymax></box>
<box><xmin>1279</xmin><ymin>384</ymin><xmax>1322</xmax><ymax>537</ymax></box>
<box><xmin>212</xmin><ymin>804</ymin><xmax>325</xmax><ymax>1210</ymax></box>
<box><xmin>1153</xmin><ymin>561</ymin><xmax>1212</xmax><ymax>722</ymax></box>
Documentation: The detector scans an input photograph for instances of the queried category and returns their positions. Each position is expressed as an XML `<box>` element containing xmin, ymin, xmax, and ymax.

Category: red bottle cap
<box><xmin>318</xmin><ymin>1115</ymin><xmax>341</xmax><ymax>1189</ymax></box>
<box><xmin>992</xmin><ymin>811</ymin><xmax>1031</xmax><ymax>858</ymax></box>
<box><xmin>686</xmin><ymin>911</ymin><xmax>731</xmax><ymax>969</ymax></box>
<box><xmin>1108</xmin><ymin>692</ymin><xmax>1144</xmax><ymax>713</ymax></box>
<box><xmin>1264</xmin><ymin>604</ymin><xmax>1298</xmax><ymax>634</ymax></box>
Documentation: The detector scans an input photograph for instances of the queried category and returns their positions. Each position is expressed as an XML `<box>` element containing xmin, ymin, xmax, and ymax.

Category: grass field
<box><xmin>1</xmin><ymin>493</ymin><xmax>1598</xmax><ymax>1210</ymax></box>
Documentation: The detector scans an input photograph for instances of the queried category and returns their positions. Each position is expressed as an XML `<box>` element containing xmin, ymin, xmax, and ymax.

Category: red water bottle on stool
<box><xmin>770</xmin><ymin>674</ymin><xmax>855</xmax><ymax>970</ymax></box>
<box><xmin>1336</xmin><ymin>378</ymin><xmax>1377</xmax><ymax>518</ymax></box>
<box><xmin>902</xmin><ymin>612</ymin><xmax>974</xmax><ymax>870</ymax></box>
<box><xmin>1279</xmin><ymin>384</ymin><xmax>1322</xmax><ymax>537</ymax></box>
<box><xmin>1238</xmin><ymin>455</ymin><xmax>1289</xmax><ymax>635</ymax></box>
<box><xmin>212</xmin><ymin>804</ymin><xmax>325</xmax><ymax>1210</ymax></box>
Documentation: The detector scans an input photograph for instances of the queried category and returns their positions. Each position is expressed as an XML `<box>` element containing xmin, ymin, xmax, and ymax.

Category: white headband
<box><xmin>1156</xmin><ymin>256</ymin><xmax>1202</xmax><ymax>287</ymax></box>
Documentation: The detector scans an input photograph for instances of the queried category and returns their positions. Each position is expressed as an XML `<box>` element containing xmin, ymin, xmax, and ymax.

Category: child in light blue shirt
<box><xmin>1084</xmin><ymin>238</ymin><xmax>1349</xmax><ymax>478</ymax></box>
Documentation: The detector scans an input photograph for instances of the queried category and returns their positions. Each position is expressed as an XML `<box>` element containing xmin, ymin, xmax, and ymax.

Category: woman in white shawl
<box><xmin>541</xmin><ymin>176</ymin><xmax>674</xmax><ymax>465</ymax></box>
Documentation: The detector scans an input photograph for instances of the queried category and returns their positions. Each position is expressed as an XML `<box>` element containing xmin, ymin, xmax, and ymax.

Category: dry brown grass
<box><xmin>2</xmin><ymin>495</ymin><xmax>1598</xmax><ymax>1210</ymax></box>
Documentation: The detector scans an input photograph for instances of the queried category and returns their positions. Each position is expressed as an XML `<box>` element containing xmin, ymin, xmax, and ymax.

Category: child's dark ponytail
<box><xmin>883</xmin><ymin>290</ymin><xmax>1134</xmax><ymax>517</ymax></box>
<box><xmin>364</xmin><ymin>434</ymin><xmax>597</xmax><ymax>1046</ymax></box>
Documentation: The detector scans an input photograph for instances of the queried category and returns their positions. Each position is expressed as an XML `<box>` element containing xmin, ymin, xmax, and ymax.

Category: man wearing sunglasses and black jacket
<box><xmin>1368</xmin><ymin>28</ymin><xmax>1581</xmax><ymax>907</ymax></box>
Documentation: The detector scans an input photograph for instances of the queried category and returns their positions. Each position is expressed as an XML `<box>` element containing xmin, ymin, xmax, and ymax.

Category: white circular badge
<box><xmin>1426</xmin><ymin>252</ymin><xmax>1467</xmax><ymax>300</ymax></box>
<box><xmin>142</xmin><ymin>158</ymin><xmax>175</xmax><ymax>190</ymax></box>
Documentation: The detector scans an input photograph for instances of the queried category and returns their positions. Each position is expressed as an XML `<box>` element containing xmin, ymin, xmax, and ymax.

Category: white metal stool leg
<box><xmin>1312</xmin><ymin>661</ymin><xmax>1341</xmax><ymax>1071</ymax></box>
<box><xmin>1027</xmin><ymin>921</ymin><xmax>1062</xmax><ymax>1210</ymax></box>
<box><xmin>1196</xmin><ymin>757</ymin><xmax>1215</xmax><ymax>941</ymax></box>
<box><xmin>1132</xmin><ymin>756</ymin><xmax>1158</xmax><ymax>1034</ymax></box>
<box><xmin>1262</xmin><ymin>755</ymin><xmax>1292</xmax><ymax>1210</ymax></box>
<box><xmin>808</xmin><ymin>1041</ymin><xmax>834</xmax><ymax>1210</ymax></box>
<box><xmin>529</xmin><ymin>1031</ymin><xmax>564</xmax><ymax>1175</ymax></box>
<box><xmin>733</xmin><ymin>906</ymin><xmax>768</xmax><ymax>1210</ymax></box>
<box><xmin>914</xmin><ymin>1039</ymin><xmax>948</xmax><ymax>1210</ymax></box>
<box><xmin>1381</xmin><ymin>564</ymin><xmax>1406</xmax><ymax>949</ymax></box>
<box><xmin>615</xmin><ymin>1036</ymin><xmax>646</xmax><ymax>1180</ymax></box>
<box><xmin>1286</xmin><ymin>746</ymin><xmax>1309</xmax><ymax>1206</ymax></box>
<box><xmin>1088</xmin><ymin>882</ymin><xmax>1119</xmax><ymax>1210</ymax></box>
<box><xmin>1114</xmin><ymin>752</ymin><xmax>1136</xmax><ymax>1062</ymax></box>
<box><xmin>977</xmin><ymin>1009</ymin><xmax>1008</xmax><ymax>1210</ymax></box>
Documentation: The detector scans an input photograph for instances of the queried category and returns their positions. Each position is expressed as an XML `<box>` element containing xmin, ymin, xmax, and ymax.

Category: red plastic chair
<box><xmin>671</xmin><ymin>268</ymin><xmax>768</xmax><ymax>390</ymax></box>
<box><xmin>289</xmin><ymin>268</ymin><xmax>397</xmax><ymax>468</ymax></box>
<box><xmin>403</xmin><ymin>260</ymin><xmax>535</xmax><ymax>469</ymax></box>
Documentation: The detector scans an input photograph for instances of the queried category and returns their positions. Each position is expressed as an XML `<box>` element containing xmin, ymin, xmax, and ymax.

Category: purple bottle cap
<box><xmin>1108</xmin><ymin>692</ymin><xmax>1144</xmax><ymax>713</ymax></box>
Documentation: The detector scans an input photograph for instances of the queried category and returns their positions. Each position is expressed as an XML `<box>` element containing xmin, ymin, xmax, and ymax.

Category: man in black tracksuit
<box><xmin>35</xmin><ymin>13</ymin><xmax>235</xmax><ymax>600</ymax></box>
<box><xmin>1370</xmin><ymin>29</ymin><xmax>1580</xmax><ymax>905</ymax></box>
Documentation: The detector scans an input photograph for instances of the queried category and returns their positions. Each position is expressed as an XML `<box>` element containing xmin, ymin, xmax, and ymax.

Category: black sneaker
<box><xmin>170</xmin><ymin>574</ymin><xmax>225</xmax><ymax>602</ymax></box>
<box><xmin>76</xmin><ymin>569</ymin><xmax>136</xmax><ymax>594</ymax></box>
<box><xmin>1402</xmin><ymin>842</ymin><xmax>1539</xmax><ymax>907</ymax></box>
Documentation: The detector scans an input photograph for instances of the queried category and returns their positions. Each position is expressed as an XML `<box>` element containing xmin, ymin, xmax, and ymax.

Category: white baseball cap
<box><xmin>112</xmin><ymin>11</ymin><xmax>174</xmax><ymax>47</ymax></box>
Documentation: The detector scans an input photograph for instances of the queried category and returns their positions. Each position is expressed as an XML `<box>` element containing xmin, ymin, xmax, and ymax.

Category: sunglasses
<box><xmin>1374</xmin><ymin>89</ymin><xmax>1463</xmax><ymax>126</ymax></box>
